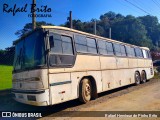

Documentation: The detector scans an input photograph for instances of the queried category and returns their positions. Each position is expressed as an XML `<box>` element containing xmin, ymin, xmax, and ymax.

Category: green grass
<box><xmin>0</xmin><ymin>65</ymin><xmax>13</xmax><ymax>90</ymax></box>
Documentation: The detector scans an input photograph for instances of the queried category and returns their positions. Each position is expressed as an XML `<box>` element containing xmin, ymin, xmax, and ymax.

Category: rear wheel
<box><xmin>79</xmin><ymin>78</ymin><xmax>92</xmax><ymax>103</ymax></box>
<box><xmin>141</xmin><ymin>71</ymin><xmax>147</xmax><ymax>83</ymax></box>
<box><xmin>135</xmin><ymin>72</ymin><xmax>141</xmax><ymax>85</ymax></box>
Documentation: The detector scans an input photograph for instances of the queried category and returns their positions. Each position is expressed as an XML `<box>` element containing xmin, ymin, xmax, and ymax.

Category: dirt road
<box><xmin>0</xmin><ymin>79</ymin><xmax>159</xmax><ymax>120</ymax></box>
<box><xmin>41</xmin><ymin>79</ymin><xmax>160</xmax><ymax>120</ymax></box>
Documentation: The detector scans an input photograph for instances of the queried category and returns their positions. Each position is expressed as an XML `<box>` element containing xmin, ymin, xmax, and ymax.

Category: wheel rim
<box><xmin>85</xmin><ymin>83</ymin><xmax>91</xmax><ymax>97</ymax></box>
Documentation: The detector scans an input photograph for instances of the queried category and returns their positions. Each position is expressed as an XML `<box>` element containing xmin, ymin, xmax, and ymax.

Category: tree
<box><xmin>138</xmin><ymin>15</ymin><xmax>160</xmax><ymax>47</ymax></box>
<box><xmin>15</xmin><ymin>21</ymin><xmax>54</xmax><ymax>37</ymax></box>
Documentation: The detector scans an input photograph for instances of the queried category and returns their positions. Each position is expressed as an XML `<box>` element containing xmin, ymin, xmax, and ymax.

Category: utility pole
<box><xmin>109</xmin><ymin>27</ymin><xmax>111</xmax><ymax>39</ymax></box>
<box><xmin>32</xmin><ymin>0</ymin><xmax>36</xmax><ymax>30</ymax></box>
<box><xmin>94</xmin><ymin>20</ymin><xmax>96</xmax><ymax>35</ymax></box>
<box><xmin>67</xmin><ymin>11</ymin><xmax>73</xmax><ymax>28</ymax></box>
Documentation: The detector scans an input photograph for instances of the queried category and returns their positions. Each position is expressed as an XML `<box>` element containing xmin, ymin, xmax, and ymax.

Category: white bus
<box><xmin>12</xmin><ymin>26</ymin><xmax>154</xmax><ymax>106</ymax></box>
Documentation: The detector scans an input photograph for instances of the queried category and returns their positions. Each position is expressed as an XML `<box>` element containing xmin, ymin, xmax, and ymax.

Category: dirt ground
<box><xmin>0</xmin><ymin>79</ymin><xmax>159</xmax><ymax>120</ymax></box>
<box><xmin>40</xmin><ymin>79</ymin><xmax>160</xmax><ymax>120</ymax></box>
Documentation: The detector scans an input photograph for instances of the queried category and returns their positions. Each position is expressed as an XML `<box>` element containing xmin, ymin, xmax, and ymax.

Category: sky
<box><xmin>0</xmin><ymin>0</ymin><xmax>160</xmax><ymax>50</ymax></box>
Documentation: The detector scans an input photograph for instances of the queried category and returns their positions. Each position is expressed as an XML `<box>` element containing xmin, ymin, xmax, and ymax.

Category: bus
<box><xmin>12</xmin><ymin>26</ymin><xmax>154</xmax><ymax>106</ymax></box>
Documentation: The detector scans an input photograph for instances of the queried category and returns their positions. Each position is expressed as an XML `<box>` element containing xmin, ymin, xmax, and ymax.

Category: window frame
<box><xmin>48</xmin><ymin>32</ymin><xmax>76</xmax><ymax>68</ymax></box>
<box><xmin>49</xmin><ymin>33</ymin><xmax>74</xmax><ymax>56</ymax></box>
<box><xmin>75</xmin><ymin>34</ymin><xmax>98</xmax><ymax>55</ymax></box>
<box><xmin>113</xmin><ymin>43</ymin><xmax>122</xmax><ymax>56</ymax></box>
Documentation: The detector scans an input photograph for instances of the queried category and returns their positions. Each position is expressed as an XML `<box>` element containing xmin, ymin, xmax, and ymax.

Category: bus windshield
<box><xmin>13</xmin><ymin>30</ymin><xmax>45</xmax><ymax>71</ymax></box>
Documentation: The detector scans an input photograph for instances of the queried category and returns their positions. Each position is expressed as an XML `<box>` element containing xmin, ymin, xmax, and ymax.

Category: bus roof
<box><xmin>41</xmin><ymin>26</ymin><xmax>149</xmax><ymax>50</ymax></box>
<box><xmin>13</xmin><ymin>25</ymin><xmax>150</xmax><ymax>50</ymax></box>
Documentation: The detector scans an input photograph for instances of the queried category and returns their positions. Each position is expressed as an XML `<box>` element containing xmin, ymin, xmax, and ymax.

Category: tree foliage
<box><xmin>15</xmin><ymin>12</ymin><xmax>160</xmax><ymax>51</ymax></box>
<box><xmin>15</xmin><ymin>21</ymin><xmax>54</xmax><ymax>37</ymax></box>
<box><xmin>63</xmin><ymin>12</ymin><xmax>160</xmax><ymax>50</ymax></box>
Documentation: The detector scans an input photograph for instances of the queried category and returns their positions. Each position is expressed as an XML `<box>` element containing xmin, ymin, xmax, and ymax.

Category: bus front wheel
<box><xmin>135</xmin><ymin>72</ymin><xmax>141</xmax><ymax>85</ymax></box>
<box><xmin>79</xmin><ymin>78</ymin><xmax>92</xmax><ymax>103</ymax></box>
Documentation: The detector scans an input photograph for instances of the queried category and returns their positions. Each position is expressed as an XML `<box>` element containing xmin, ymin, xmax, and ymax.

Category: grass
<box><xmin>0</xmin><ymin>65</ymin><xmax>13</xmax><ymax>90</ymax></box>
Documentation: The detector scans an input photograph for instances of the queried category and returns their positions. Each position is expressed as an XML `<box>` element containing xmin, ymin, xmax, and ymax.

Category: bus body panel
<box><xmin>12</xmin><ymin>69</ymin><xmax>48</xmax><ymax>90</ymax></box>
<box><xmin>12</xmin><ymin>27</ymin><xmax>154</xmax><ymax>106</ymax></box>
<box><xmin>100</xmin><ymin>56</ymin><xmax>117</xmax><ymax>69</ymax></box>
<box><xmin>49</xmin><ymin>72</ymin><xmax>72</xmax><ymax>104</ymax></box>
<box><xmin>12</xmin><ymin>69</ymin><xmax>50</xmax><ymax>106</ymax></box>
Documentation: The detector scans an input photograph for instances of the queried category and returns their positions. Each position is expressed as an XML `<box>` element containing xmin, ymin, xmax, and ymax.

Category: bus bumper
<box><xmin>11</xmin><ymin>89</ymin><xmax>50</xmax><ymax>106</ymax></box>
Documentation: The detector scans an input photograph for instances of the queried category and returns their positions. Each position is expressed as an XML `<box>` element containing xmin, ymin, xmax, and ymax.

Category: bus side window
<box><xmin>130</xmin><ymin>47</ymin><xmax>136</xmax><ymax>57</ymax></box>
<box><xmin>75</xmin><ymin>35</ymin><xmax>87</xmax><ymax>53</ymax></box>
<box><xmin>98</xmin><ymin>40</ymin><xmax>107</xmax><ymax>55</ymax></box>
<box><xmin>61</xmin><ymin>36</ymin><xmax>73</xmax><ymax>55</ymax></box>
<box><xmin>126</xmin><ymin>46</ymin><xmax>131</xmax><ymax>57</ymax></box>
<box><xmin>86</xmin><ymin>38</ymin><xmax>97</xmax><ymax>54</ymax></box>
<box><xmin>49</xmin><ymin>33</ymin><xmax>63</xmax><ymax>54</ymax></box>
<box><xmin>113</xmin><ymin>43</ymin><xmax>121</xmax><ymax>56</ymax></box>
<box><xmin>135</xmin><ymin>48</ymin><xmax>143</xmax><ymax>58</ymax></box>
<box><xmin>106</xmin><ymin>42</ymin><xmax>114</xmax><ymax>55</ymax></box>
<box><xmin>147</xmin><ymin>50</ymin><xmax>151</xmax><ymax>59</ymax></box>
<box><xmin>120</xmin><ymin>45</ymin><xmax>127</xmax><ymax>56</ymax></box>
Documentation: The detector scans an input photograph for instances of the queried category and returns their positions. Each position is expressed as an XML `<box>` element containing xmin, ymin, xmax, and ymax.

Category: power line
<box><xmin>124</xmin><ymin>0</ymin><xmax>152</xmax><ymax>15</ymax></box>
<box><xmin>117</xmin><ymin>0</ymin><xmax>144</xmax><ymax>15</ymax></box>
<box><xmin>133</xmin><ymin>0</ymin><xmax>160</xmax><ymax>18</ymax></box>
<box><xmin>154</xmin><ymin>0</ymin><xmax>160</xmax><ymax>8</ymax></box>
<box><xmin>152</xmin><ymin>0</ymin><xmax>160</xmax><ymax>10</ymax></box>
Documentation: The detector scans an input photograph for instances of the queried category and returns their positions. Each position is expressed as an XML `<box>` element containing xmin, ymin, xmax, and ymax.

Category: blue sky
<box><xmin>0</xmin><ymin>0</ymin><xmax>160</xmax><ymax>49</ymax></box>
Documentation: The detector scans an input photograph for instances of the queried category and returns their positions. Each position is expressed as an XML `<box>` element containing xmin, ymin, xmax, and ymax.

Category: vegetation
<box><xmin>0</xmin><ymin>65</ymin><xmax>12</xmax><ymax>90</ymax></box>
<box><xmin>15</xmin><ymin>12</ymin><xmax>160</xmax><ymax>51</ymax></box>
<box><xmin>64</xmin><ymin>12</ymin><xmax>160</xmax><ymax>51</ymax></box>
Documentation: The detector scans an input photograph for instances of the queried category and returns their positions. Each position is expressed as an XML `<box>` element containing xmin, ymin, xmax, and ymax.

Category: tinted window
<box><xmin>126</xmin><ymin>46</ymin><xmax>135</xmax><ymax>57</ymax></box>
<box><xmin>87</xmin><ymin>38</ymin><xmax>97</xmax><ymax>54</ymax></box>
<box><xmin>75</xmin><ymin>35</ymin><xmax>97</xmax><ymax>54</ymax></box>
<box><xmin>49</xmin><ymin>34</ymin><xmax>75</xmax><ymax>67</ymax></box>
<box><xmin>120</xmin><ymin>45</ymin><xmax>126</xmax><ymax>56</ymax></box>
<box><xmin>135</xmin><ymin>48</ymin><xmax>143</xmax><ymax>58</ymax></box>
<box><xmin>126</xmin><ymin>46</ymin><xmax>131</xmax><ymax>57</ymax></box>
<box><xmin>106</xmin><ymin>42</ymin><xmax>114</xmax><ymax>55</ymax></box>
<box><xmin>98</xmin><ymin>40</ymin><xmax>107</xmax><ymax>55</ymax></box>
<box><xmin>113</xmin><ymin>43</ymin><xmax>121</xmax><ymax>56</ymax></box>
<box><xmin>146</xmin><ymin>50</ymin><xmax>151</xmax><ymax>59</ymax></box>
<box><xmin>130</xmin><ymin>47</ymin><xmax>136</xmax><ymax>57</ymax></box>
<box><xmin>62</xmin><ymin>36</ymin><xmax>73</xmax><ymax>55</ymax></box>
<box><xmin>75</xmin><ymin>35</ymin><xmax>87</xmax><ymax>53</ymax></box>
<box><xmin>98</xmin><ymin>40</ymin><xmax>114</xmax><ymax>55</ymax></box>
<box><xmin>50</xmin><ymin>34</ymin><xmax>73</xmax><ymax>55</ymax></box>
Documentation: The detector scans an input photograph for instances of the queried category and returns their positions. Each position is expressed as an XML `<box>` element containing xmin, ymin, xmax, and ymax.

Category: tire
<box><xmin>141</xmin><ymin>71</ymin><xmax>147</xmax><ymax>83</ymax></box>
<box><xmin>135</xmin><ymin>72</ymin><xmax>141</xmax><ymax>85</ymax></box>
<box><xmin>79</xmin><ymin>78</ymin><xmax>92</xmax><ymax>103</ymax></box>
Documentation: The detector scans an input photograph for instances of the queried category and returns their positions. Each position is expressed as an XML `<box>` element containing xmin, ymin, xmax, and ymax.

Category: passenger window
<box><xmin>135</xmin><ymin>48</ymin><xmax>143</xmax><ymax>58</ymax></box>
<box><xmin>75</xmin><ymin>35</ymin><xmax>87</xmax><ymax>53</ymax></box>
<box><xmin>61</xmin><ymin>36</ymin><xmax>73</xmax><ymax>55</ymax></box>
<box><xmin>147</xmin><ymin>50</ymin><xmax>151</xmax><ymax>59</ymax></box>
<box><xmin>126</xmin><ymin>46</ymin><xmax>131</xmax><ymax>57</ymax></box>
<box><xmin>98</xmin><ymin>40</ymin><xmax>107</xmax><ymax>55</ymax></box>
<box><xmin>113</xmin><ymin>43</ymin><xmax>121</xmax><ymax>56</ymax></box>
<box><xmin>87</xmin><ymin>38</ymin><xmax>97</xmax><ymax>54</ymax></box>
<box><xmin>106</xmin><ymin>42</ymin><xmax>114</xmax><ymax>55</ymax></box>
<box><xmin>130</xmin><ymin>47</ymin><xmax>136</xmax><ymax>57</ymax></box>
<box><xmin>49</xmin><ymin>33</ymin><xmax>75</xmax><ymax>67</ymax></box>
<box><xmin>75</xmin><ymin>35</ymin><xmax>97</xmax><ymax>54</ymax></box>
<box><xmin>120</xmin><ymin>45</ymin><xmax>126</xmax><ymax>56</ymax></box>
<box><xmin>50</xmin><ymin>34</ymin><xmax>62</xmax><ymax>54</ymax></box>
<box><xmin>49</xmin><ymin>33</ymin><xmax>73</xmax><ymax>55</ymax></box>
